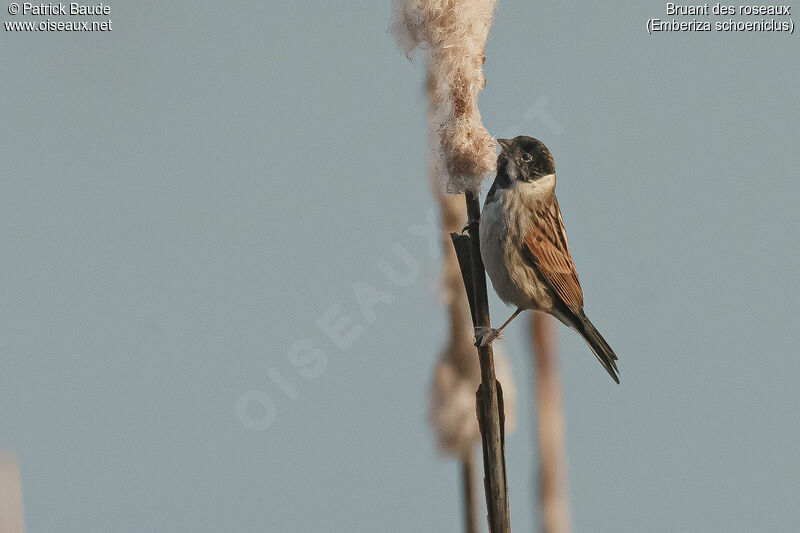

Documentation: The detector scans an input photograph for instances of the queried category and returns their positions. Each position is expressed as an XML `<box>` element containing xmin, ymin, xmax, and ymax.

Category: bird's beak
<box><xmin>496</xmin><ymin>138</ymin><xmax>512</xmax><ymax>151</ymax></box>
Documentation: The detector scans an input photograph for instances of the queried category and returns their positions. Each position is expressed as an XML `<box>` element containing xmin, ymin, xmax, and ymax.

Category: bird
<box><xmin>477</xmin><ymin>136</ymin><xmax>620</xmax><ymax>383</ymax></box>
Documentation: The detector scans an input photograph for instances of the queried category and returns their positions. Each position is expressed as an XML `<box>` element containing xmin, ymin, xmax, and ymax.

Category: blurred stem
<box><xmin>0</xmin><ymin>454</ymin><xmax>25</xmax><ymax>533</ymax></box>
<box><xmin>530</xmin><ymin>313</ymin><xmax>572</xmax><ymax>533</ymax></box>
<box><xmin>461</xmin><ymin>454</ymin><xmax>479</xmax><ymax>533</ymax></box>
<box><xmin>428</xmin><ymin>69</ymin><xmax>481</xmax><ymax>533</ymax></box>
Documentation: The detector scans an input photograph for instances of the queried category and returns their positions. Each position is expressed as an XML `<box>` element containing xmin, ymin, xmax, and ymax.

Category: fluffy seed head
<box><xmin>393</xmin><ymin>0</ymin><xmax>498</xmax><ymax>193</ymax></box>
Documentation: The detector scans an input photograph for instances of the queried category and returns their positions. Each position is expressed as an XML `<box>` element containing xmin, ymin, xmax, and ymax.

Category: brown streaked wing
<box><xmin>522</xmin><ymin>200</ymin><xmax>584</xmax><ymax>312</ymax></box>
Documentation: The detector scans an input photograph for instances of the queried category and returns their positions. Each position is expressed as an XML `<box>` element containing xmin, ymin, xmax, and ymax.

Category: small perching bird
<box><xmin>478</xmin><ymin>136</ymin><xmax>620</xmax><ymax>383</ymax></box>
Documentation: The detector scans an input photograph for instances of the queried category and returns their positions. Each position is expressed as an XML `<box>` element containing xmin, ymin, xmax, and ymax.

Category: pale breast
<box><xmin>480</xmin><ymin>184</ymin><xmax>554</xmax><ymax>311</ymax></box>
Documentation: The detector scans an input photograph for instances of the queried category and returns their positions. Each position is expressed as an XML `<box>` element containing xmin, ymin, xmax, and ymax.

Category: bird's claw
<box><xmin>462</xmin><ymin>219</ymin><xmax>478</xmax><ymax>235</ymax></box>
<box><xmin>474</xmin><ymin>326</ymin><xmax>502</xmax><ymax>347</ymax></box>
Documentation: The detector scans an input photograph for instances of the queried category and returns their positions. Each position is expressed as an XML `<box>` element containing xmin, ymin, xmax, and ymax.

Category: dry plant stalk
<box><xmin>461</xmin><ymin>453</ymin><xmax>479</xmax><ymax>533</ymax></box>
<box><xmin>427</xmin><ymin>71</ymin><xmax>517</xmax><ymax>533</ymax></box>
<box><xmin>394</xmin><ymin>1</ymin><xmax>510</xmax><ymax>530</ymax></box>
<box><xmin>0</xmin><ymin>453</ymin><xmax>24</xmax><ymax>533</ymax></box>
<box><xmin>530</xmin><ymin>313</ymin><xmax>572</xmax><ymax>533</ymax></box>
<box><xmin>459</xmin><ymin>193</ymin><xmax>509</xmax><ymax>533</ymax></box>
<box><xmin>428</xmin><ymin>72</ymin><xmax>517</xmax><ymax>462</ymax></box>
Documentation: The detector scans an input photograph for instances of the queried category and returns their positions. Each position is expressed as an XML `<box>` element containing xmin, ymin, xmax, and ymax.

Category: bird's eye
<box><xmin>521</xmin><ymin>153</ymin><xmax>533</xmax><ymax>163</ymax></box>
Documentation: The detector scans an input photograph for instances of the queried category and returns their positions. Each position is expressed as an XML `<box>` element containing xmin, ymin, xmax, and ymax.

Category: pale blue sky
<box><xmin>1</xmin><ymin>1</ymin><xmax>798</xmax><ymax>531</ymax></box>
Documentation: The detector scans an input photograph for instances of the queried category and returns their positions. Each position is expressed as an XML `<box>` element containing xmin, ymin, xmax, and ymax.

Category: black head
<box><xmin>497</xmin><ymin>136</ymin><xmax>555</xmax><ymax>182</ymax></box>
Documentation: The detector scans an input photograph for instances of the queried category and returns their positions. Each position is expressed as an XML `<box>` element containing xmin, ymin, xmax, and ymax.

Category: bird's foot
<box><xmin>462</xmin><ymin>219</ymin><xmax>478</xmax><ymax>234</ymax></box>
<box><xmin>474</xmin><ymin>326</ymin><xmax>502</xmax><ymax>347</ymax></box>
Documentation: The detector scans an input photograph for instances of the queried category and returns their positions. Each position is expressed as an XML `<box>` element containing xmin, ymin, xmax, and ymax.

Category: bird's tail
<box><xmin>575</xmin><ymin>312</ymin><xmax>620</xmax><ymax>384</ymax></box>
